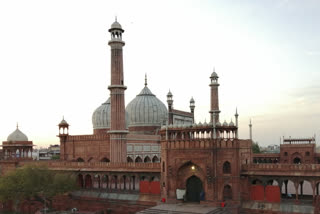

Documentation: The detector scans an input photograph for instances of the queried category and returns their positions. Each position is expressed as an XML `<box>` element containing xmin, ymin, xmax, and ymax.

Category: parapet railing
<box><xmin>19</xmin><ymin>161</ymin><xmax>161</xmax><ymax>172</ymax></box>
<box><xmin>242</xmin><ymin>163</ymin><xmax>320</xmax><ymax>172</ymax></box>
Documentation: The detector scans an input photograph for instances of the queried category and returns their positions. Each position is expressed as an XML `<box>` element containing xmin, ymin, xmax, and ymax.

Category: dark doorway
<box><xmin>293</xmin><ymin>157</ymin><xmax>301</xmax><ymax>164</ymax></box>
<box><xmin>186</xmin><ymin>176</ymin><xmax>203</xmax><ymax>202</ymax></box>
<box><xmin>223</xmin><ymin>185</ymin><xmax>232</xmax><ymax>200</ymax></box>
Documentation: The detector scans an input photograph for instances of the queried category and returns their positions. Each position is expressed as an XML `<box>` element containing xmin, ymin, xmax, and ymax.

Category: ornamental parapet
<box><xmin>161</xmin><ymin>138</ymin><xmax>239</xmax><ymax>150</ymax></box>
<box><xmin>19</xmin><ymin>161</ymin><xmax>161</xmax><ymax>173</ymax></box>
<box><xmin>66</xmin><ymin>134</ymin><xmax>109</xmax><ymax>141</ymax></box>
<box><xmin>241</xmin><ymin>163</ymin><xmax>320</xmax><ymax>177</ymax></box>
<box><xmin>159</xmin><ymin>123</ymin><xmax>238</xmax><ymax>141</ymax></box>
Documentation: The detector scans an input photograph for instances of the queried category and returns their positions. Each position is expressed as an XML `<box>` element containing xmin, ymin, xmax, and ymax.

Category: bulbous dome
<box><xmin>92</xmin><ymin>98</ymin><xmax>111</xmax><ymax>129</ymax></box>
<box><xmin>7</xmin><ymin>126</ymin><xmax>28</xmax><ymax>141</ymax></box>
<box><xmin>111</xmin><ymin>21</ymin><xmax>122</xmax><ymax>29</ymax></box>
<box><xmin>126</xmin><ymin>86</ymin><xmax>167</xmax><ymax>127</ymax></box>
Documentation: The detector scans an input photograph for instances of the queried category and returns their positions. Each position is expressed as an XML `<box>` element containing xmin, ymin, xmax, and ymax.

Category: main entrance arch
<box><xmin>186</xmin><ymin>175</ymin><xmax>203</xmax><ymax>202</ymax></box>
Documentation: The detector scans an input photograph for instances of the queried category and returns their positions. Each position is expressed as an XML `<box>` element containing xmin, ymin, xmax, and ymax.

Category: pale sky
<box><xmin>0</xmin><ymin>0</ymin><xmax>319</xmax><ymax>148</ymax></box>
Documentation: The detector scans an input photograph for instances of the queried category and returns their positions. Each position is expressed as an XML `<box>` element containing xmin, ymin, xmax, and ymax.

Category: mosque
<box><xmin>1</xmin><ymin>20</ymin><xmax>320</xmax><ymax>214</ymax></box>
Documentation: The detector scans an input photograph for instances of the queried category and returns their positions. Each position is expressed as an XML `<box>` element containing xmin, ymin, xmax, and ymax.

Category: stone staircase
<box><xmin>137</xmin><ymin>206</ymin><xmax>230</xmax><ymax>214</ymax></box>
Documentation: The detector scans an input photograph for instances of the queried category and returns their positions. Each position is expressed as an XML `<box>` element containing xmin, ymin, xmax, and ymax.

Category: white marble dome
<box><xmin>126</xmin><ymin>86</ymin><xmax>167</xmax><ymax>127</ymax></box>
<box><xmin>92</xmin><ymin>98</ymin><xmax>111</xmax><ymax>129</ymax></box>
<box><xmin>111</xmin><ymin>20</ymin><xmax>122</xmax><ymax>29</ymax></box>
<box><xmin>7</xmin><ymin>127</ymin><xmax>28</xmax><ymax>141</ymax></box>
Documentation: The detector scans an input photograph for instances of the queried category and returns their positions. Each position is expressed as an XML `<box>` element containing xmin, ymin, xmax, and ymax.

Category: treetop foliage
<box><xmin>0</xmin><ymin>164</ymin><xmax>78</xmax><ymax>203</ymax></box>
<box><xmin>252</xmin><ymin>142</ymin><xmax>261</xmax><ymax>154</ymax></box>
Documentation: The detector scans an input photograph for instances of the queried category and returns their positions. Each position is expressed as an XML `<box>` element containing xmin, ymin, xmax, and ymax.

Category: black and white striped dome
<box><xmin>92</xmin><ymin>98</ymin><xmax>111</xmax><ymax>129</ymax></box>
<box><xmin>126</xmin><ymin>86</ymin><xmax>167</xmax><ymax>127</ymax></box>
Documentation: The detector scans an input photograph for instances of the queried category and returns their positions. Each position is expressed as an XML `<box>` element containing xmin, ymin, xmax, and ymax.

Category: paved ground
<box><xmin>136</xmin><ymin>203</ymin><xmax>226</xmax><ymax>214</ymax></box>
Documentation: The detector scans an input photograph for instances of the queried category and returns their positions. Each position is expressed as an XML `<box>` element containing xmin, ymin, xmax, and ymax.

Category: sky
<box><xmin>0</xmin><ymin>0</ymin><xmax>319</xmax><ymax>148</ymax></box>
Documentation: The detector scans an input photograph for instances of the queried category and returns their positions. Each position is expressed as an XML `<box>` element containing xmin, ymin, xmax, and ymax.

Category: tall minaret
<box><xmin>167</xmin><ymin>90</ymin><xmax>173</xmax><ymax>125</ymax></box>
<box><xmin>209</xmin><ymin>68</ymin><xmax>220</xmax><ymax>123</ymax></box>
<box><xmin>249</xmin><ymin>119</ymin><xmax>252</xmax><ymax>140</ymax></box>
<box><xmin>108</xmin><ymin>19</ymin><xmax>128</xmax><ymax>163</ymax></box>
<box><xmin>190</xmin><ymin>97</ymin><xmax>195</xmax><ymax>123</ymax></box>
<box><xmin>235</xmin><ymin>108</ymin><xmax>239</xmax><ymax>138</ymax></box>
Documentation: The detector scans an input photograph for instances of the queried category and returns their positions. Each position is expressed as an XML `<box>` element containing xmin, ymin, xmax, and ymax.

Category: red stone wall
<box><xmin>0</xmin><ymin>160</ymin><xmax>18</xmax><ymax>175</ymax></box>
<box><xmin>161</xmin><ymin>138</ymin><xmax>248</xmax><ymax>205</ymax></box>
<box><xmin>61</xmin><ymin>134</ymin><xmax>110</xmax><ymax>162</ymax></box>
<box><xmin>280</xmin><ymin>144</ymin><xmax>315</xmax><ymax>164</ymax></box>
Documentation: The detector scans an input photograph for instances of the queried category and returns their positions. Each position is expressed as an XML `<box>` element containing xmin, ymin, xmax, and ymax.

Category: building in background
<box><xmin>1</xmin><ymin>20</ymin><xmax>320</xmax><ymax>214</ymax></box>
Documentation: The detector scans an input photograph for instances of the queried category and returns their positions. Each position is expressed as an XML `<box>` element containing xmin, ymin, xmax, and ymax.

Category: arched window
<box><xmin>77</xmin><ymin>174</ymin><xmax>84</xmax><ymax>188</ymax></box>
<box><xmin>135</xmin><ymin>156</ymin><xmax>142</xmax><ymax>163</ymax></box>
<box><xmin>162</xmin><ymin>161</ymin><xmax>165</xmax><ymax>172</ymax></box>
<box><xmin>101</xmin><ymin>157</ymin><xmax>110</xmax><ymax>162</ymax></box>
<box><xmin>144</xmin><ymin>156</ymin><xmax>151</xmax><ymax>163</ymax></box>
<box><xmin>152</xmin><ymin>156</ymin><xmax>159</xmax><ymax>163</ymax></box>
<box><xmin>77</xmin><ymin>158</ymin><xmax>84</xmax><ymax>162</ymax></box>
<box><xmin>127</xmin><ymin>157</ymin><xmax>133</xmax><ymax>162</ymax></box>
<box><xmin>223</xmin><ymin>161</ymin><xmax>231</xmax><ymax>174</ymax></box>
<box><xmin>85</xmin><ymin>174</ymin><xmax>92</xmax><ymax>188</ymax></box>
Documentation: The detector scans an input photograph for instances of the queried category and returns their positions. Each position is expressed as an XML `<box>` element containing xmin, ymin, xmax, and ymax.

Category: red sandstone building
<box><xmin>1</xmin><ymin>20</ymin><xmax>320</xmax><ymax>214</ymax></box>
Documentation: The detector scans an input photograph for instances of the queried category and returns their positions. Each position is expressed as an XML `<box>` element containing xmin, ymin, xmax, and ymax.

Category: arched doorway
<box><xmin>223</xmin><ymin>185</ymin><xmax>232</xmax><ymax>200</ymax></box>
<box><xmin>77</xmin><ymin>174</ymin><xmax>84</xmax><ymax>188</ymax></box>
<box><xmin>293</xmin><ymin>157</ymin><xmax>301</xmax><ymax>164</ymax></box>
<box><xmin>186</xmin><ymin>176</ymin><xmax>203</xmax><ymax>202</ymax></box>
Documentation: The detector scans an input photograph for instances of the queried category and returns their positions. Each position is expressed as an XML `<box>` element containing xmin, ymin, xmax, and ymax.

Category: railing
<box><xmin>242</xmin><ymin>163</ymin><xmax>320</xmax><ymax>174</ymax></box>
<box><xmin>19</xmin><ymin>161</ymin><xmax>161</xmax><ymax>172</ymax></box>
<box><xmin>162</xmin><ymin>139</ymin><xmax>248</xmax><ymax>150</ymax></box>
<box><xmin>67</xmin><ymin>134</ymin><xmax>109</xmax><ymax>141</ymax></box>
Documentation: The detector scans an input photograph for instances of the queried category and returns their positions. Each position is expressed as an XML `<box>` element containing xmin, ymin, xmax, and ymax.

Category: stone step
<box><xmin>137</xmin><ymin>207</ymin><xmax>230</xmax><ymax>214</ymax></box>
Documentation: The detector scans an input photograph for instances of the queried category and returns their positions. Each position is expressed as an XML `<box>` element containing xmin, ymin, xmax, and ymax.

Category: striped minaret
<box><xmin>108</xmin><ymin>19</ymin><xmax>128</xmax><ymax>163</ymax></box>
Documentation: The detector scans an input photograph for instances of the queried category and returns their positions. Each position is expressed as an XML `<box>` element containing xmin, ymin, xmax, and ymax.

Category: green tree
<box><xmin>252</xmin><ymin>142</ymin><xmax>261</xmax><ymax>153</ymax></box>
<box><xmin>0</xmin><ymin>164</ymin><xmax>78</xmax><ymax>212</ymax></box>
<box><xmin>51</xmin><ymin>155</ymin><xmax>60</xmax><ymax>160</ymax></box>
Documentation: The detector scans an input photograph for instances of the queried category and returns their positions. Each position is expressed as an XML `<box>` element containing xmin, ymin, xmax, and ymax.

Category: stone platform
<box><xmin>136</xmin><ymin>203</ymin><xmax>229</xmax><ymax>214</ymax></box>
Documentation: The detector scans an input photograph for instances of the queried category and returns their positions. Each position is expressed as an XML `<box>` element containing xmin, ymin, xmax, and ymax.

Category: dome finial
<box><xmin>145</xmin><ymin>73</ymin><xmax>147</xmax><ymax>87</ymax></box>
<box><xmin>16</xmin><ymin>122</ymin><xmax>19</xmax><ymax>129</ymax></box>
<box><xmin>115</xmin><ymin>16</ymin><xmax>117</xmax><ymax>22</ymax></box>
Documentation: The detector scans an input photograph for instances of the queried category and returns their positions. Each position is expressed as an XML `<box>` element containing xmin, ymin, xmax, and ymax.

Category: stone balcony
<box><xmin>241</xmin><ymin>163</ymin><xmax>320</xmax><ymax>177</ymax></box>
<box><xmin>19</xmin><ymin>160</ymin><xmax>161</xmax><ymax>173</ymax></box>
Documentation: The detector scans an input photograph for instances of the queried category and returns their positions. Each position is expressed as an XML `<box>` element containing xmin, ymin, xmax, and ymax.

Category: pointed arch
<box><xmin>101</xmin><ymin>157</ymin><xmax>110</xmax><ymax>162</ymax></box>
<box><xmin>292</xmin><ymin>152</ymin><xmax>302</xmax><ymax>164</ymax></box>
<box><xmin>223</xmin><ymin>185</ymin><xmax>232</xmax><ymax>200</ymax></box>
<box><xmin>77</xmin><ymin>174</ymin><xmax>84</xmax><ymax>188</ymax></box>
<box><xmin>85</xmin><ymin>174</ymin><xmax>92</xmax><ymax>188</ymax></box>
<box><xmin>135</xmin><ymin>156</ymin><xmax>142</xmax><ymax>163</ymax></box>
<box><xmin>223</xmin><ymin>161</ymin><xmax>231</xmax><ymax>174</ymax></box>
<box><xmin>186</xmin><ymin>175</ymin><xmax>203</xmax><ymax>202</ymax></box>
<box><xmin>127</xmin><ymin>157</ymin><xmax>133</xmax><ymax>162</ymax></box>
<box><xmin>144</xmin><ymin>156</ymin><xmax>151</xmax><ymax>163</ymax></box>
<box><xmin>152</xmin><ymin>156</ymin><xmax>159</xmax><ymax>163</ymax></box>
<box><xmin>77</xmin><ymin>157</ymin><xmax>84</xmax><ymax>162</ymax></box>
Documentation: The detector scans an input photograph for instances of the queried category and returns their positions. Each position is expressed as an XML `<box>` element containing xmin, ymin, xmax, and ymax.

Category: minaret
<box><xmin>190</xmin><ymin>97</ymin><xmax>195</xmax><ymax>122</ymax></box>
<box><xmin>108</xmin><ymin>19</ymin><xmax>128</xmax><ymax>163</ymax></box>
<box><xmin>167</xmin><ymin>90</ymin><xmax>173</xmax><ymax>125</ymax></box>
<box><xmin>235</xmin><ymin>108</ymin><xmax>239</xmax><ymax>138</ymax></box>
<box><xmin>209</xmin><ymin>68</ymin><xmax>220</xmax><ymax>123</ymax></box>
<box><xmin>58</xmin><ymin>117</ymin><xmax>69</xmax><ymax>160</ymax></box>
<box><xmin>249</xmin><ymin>119</ymin><xmax>252</xmax><ymax>140</ymax></box>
